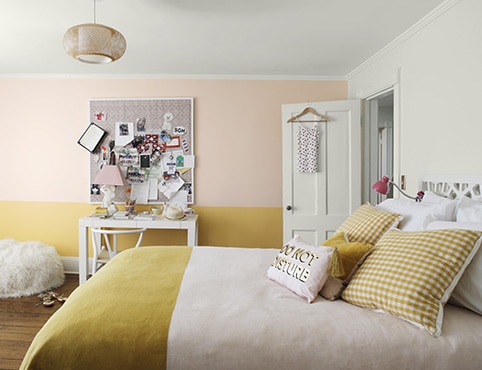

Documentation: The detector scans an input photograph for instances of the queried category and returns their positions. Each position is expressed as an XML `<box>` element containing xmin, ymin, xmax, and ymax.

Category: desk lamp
<box><xmin>93</xmin><ymin>165</ymin><xmax>128</xmax><ymax>214</ymax></box>
<box><xmin>372</xmin><ymin>176</ymin><xmax>424</xmax><ymax>202</ymax></box>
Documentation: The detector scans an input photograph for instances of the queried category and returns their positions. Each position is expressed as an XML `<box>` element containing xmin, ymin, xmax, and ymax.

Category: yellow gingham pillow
<box><xmin>342</xmin><ymin>228</ymin><xmax>482</xmax><ymax>337</ymax></box>
<box><xmin>336</xmin><ymin>202</ymin><xmax>402</xmax><ymax>245</ymax></box>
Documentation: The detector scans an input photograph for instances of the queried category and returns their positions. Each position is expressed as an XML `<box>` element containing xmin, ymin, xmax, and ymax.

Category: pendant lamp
<box><xmin>63</xmin><ymin>0</ymin><xmax>126</xmax><ymax>64</ymax></box>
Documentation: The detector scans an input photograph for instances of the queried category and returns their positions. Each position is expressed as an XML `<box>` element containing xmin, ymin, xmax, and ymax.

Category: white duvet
<box><xmin>167</xmin><ymin>246</ymin><xmax>482</xmax><ymax>370</ymax></box>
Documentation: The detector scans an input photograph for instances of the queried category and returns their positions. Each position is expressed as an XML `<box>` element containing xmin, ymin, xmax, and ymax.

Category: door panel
<box><xmin>282</xmin><ymin>100</ymin><xmax>361</xmax><ymax>245</ymax></box>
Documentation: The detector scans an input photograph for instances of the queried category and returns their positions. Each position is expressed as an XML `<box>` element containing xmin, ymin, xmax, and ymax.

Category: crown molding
<box><xmin>345</xmin><ymin>0</ymin><xmax>460</xmax><ymax>80</ymax></box>
<box><xmin>0</xmin><ymin>73</ymin><xmax>345</xmax><ymax>81</ymax></box>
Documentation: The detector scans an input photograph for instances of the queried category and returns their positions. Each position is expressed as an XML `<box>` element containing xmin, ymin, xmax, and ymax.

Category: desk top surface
<box><xmin>79</xmin><ymin>213</ymin><xmax>198</xmax><ymax>227</ymax></box>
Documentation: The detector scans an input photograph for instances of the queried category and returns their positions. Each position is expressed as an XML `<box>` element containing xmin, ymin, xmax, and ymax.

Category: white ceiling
<box><xmin>0</xmin><ymin>0</ymin><xmax>446</xmax><ymax>78</ymax></box>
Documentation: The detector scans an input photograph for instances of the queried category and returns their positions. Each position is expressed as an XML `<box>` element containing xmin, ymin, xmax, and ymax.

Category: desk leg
<box><xmin>78</xmin><ymin>224</ymin><xmax>89</xmax><ymax>284</ymax></box>
<box><xmin>187</xmin><ymin>225</ymin><xmax>198</xmax><ymax>246</ymax></box>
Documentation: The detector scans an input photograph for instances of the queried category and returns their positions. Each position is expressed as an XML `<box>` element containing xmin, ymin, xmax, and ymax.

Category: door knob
<box><xmin>286</xmin><ymin>205</ymin><xmax>292</xmax><ymax>211</ymax></box>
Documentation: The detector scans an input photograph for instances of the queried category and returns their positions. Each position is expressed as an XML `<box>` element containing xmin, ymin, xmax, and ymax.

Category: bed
<box><xmin>21</xmin><ymin>176</ymin><xmax>482</xmax><ymax>370</ymax></box>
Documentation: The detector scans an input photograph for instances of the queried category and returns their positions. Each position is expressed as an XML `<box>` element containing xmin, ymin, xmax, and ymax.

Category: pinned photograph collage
<box><xmin>88</xmin><ymin>98</ymin><xmax>194</xmax><ymax>207</ymax></box>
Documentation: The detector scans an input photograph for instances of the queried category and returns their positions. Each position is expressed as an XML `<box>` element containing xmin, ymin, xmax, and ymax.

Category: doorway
<box><xmin>363</xmin><ymin>90</ymin><xmax>394</xmax><ymax>204</ymax></box>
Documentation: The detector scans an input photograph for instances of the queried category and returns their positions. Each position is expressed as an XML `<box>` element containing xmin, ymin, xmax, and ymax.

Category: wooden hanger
<box><xmin>287</xmin><ymin>106</ymin><xmax>330</xmax><ymax>123</ymax></box>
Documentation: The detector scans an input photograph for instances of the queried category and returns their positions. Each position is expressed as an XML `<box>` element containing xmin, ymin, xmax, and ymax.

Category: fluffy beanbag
<box><xmin>0</xmin><ymin>239</ymin><xmax>64</xmax><ymax>298</ymax></box>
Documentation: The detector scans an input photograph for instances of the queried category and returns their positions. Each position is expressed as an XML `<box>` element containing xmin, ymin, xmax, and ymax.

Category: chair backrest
<box><xmin>91</xmin><ymin>228</ymin><xmax>147</xmax><ymax>257</ymax></box>
<box><xmin>90</xmin><ymin>228</ymin><xmax>147</xmax><ymax>275</ymax></box>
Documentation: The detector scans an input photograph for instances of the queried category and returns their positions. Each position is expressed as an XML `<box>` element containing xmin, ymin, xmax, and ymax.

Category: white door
<box><xmin>282</xmin><ymin>100</ymin><xmax>361</xmax><ymax>245</ymax></box>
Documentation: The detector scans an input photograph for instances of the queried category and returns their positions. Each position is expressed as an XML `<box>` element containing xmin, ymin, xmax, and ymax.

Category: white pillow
<box><xmin>420</xmin><ymin>191</ymin><xmax>458</xmax><ymax>222</ymax></box>
<box><xmin>267</xmin><ymin>235</ymin><xmax>333</xmax><ymax>303</ymax></box>
<box><xmin>376</xmin><ymin>196</ymin><xmax>457</xmax><ymax>231</ymax></box>
<box><xmin>427</xmin><ymin>220</ymin><xmax>482</xmax><ymax>315</ymax></box>
<box><xmin>421</xmin><ymin>190</ymin><xmax>451</xmax><ymax>204</ymax></box>
<box><xmin>457</xmin><ymin>196</ymin><xmax>482</xmax><ymax>223</ymax></box>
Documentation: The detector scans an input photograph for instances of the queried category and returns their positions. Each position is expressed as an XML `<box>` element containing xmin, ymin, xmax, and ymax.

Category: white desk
<box><xmin>78</xmin><ymin>214</ymin><xmax>198</xmax><ymax>284</ymax></box>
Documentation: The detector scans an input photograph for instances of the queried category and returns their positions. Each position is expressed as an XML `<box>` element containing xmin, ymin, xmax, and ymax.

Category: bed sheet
<box><xmin>168</xmin><ymin>246</ymin><xmax>482</xmax><ymax>370</ymax></box>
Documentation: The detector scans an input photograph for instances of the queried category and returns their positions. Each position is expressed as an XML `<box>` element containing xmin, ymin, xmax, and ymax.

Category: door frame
<box><xmin>360</xmin><ymin>77</ymin><xmax>401</xmax><ymax>203</ymax></box>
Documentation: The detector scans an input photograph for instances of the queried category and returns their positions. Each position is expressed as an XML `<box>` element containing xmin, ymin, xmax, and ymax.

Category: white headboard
<box><xmin>420</xmin><ymin>175</ymin><xmax>482</xmax><ymax>200</ymax></box>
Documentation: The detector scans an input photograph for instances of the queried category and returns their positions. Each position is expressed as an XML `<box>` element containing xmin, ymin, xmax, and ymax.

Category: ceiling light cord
<box><xmin>93</xmin><ymin>0</ymin><xmax>97</xmax><ymax>24</ymax></box>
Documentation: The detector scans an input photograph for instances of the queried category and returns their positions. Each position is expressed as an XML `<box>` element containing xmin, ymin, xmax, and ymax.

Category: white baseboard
<box><xmin>61</xmin><ymin>256</ymin><xmax>91</xmax><ymax>275</ymax></box>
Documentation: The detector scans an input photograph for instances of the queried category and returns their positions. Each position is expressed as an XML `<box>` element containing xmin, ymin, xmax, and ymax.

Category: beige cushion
<box><xmin>336</xmin><ymin>202</ymin><xmax>402</xmax><ymax>245</ymax></box>
<box><xmin>342</xmin><ymin>228</ymin><xmax>482</xmax><ymax>337</ymax></box>
<box><xmin>320</xmin><ymin>250</ymin><xmax>373</xmax><ymax>301</ymax></box>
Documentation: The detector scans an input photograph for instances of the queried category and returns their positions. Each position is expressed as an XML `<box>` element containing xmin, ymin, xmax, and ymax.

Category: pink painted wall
<box><xmin>0</xmin><ymin>78</ymin><xmax>346</xmax><ymax>207</ymax></box>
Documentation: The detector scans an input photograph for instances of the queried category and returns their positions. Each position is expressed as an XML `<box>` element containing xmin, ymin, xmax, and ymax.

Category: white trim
<box><xmin>0</xmin><ymin>73</ymin><xmax>345</xmax><ymax>81</ymax></box>
<box><xmin>359</xmin><ymin>70</ymin><xmax>402</xmax><ymax>203</ymax></box>
<box><xmin>346</xmin><ymin>0</ymin><xmax>460</xmax><ymax>80</ymax></box>
<box><xmin>61</xmin><ymin>256</ymin><xmax>88</xmax><ymax>275</ymax></box>
<box><xmin>355</xmin><ymin>75</ymin><xmax>399</xmax><ymax>100</ymax></box>
<box><xmin>363</xmin><ymin>86</ymin><xmax>395</xmax><ymax>101</ymax></box>
<box><xmin>392</xmin><ymin>77</ymin><xmax>402</xmax><ymax>190</ymax></box>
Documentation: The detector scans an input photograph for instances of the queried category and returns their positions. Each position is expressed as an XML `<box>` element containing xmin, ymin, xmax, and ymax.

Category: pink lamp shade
<box><xmin>93</xmin><ymin>165</ymin><xmax>127</xmax><ymax>186</ymax></box>
<box><xmin>372</xmin><ymin>176</ymin><xmax>390</xmax><ymax>195</ymax></box>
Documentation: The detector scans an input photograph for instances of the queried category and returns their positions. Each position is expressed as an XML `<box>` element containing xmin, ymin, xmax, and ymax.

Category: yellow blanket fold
<box><xmin>21</xmin><ymin>246</ymin><xmax>192</xmax><ymax>370</ymax></box>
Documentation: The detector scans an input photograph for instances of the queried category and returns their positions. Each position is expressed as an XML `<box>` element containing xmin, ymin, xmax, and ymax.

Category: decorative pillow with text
<box><xmin>267</xmin><ymin>235</ymin><xmax>333</xmax><ymax>303</ymax></box>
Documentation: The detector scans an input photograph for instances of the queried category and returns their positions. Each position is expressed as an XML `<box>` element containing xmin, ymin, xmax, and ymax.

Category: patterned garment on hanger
<box><xmin>297</xmin><ymin>123</ymin><xmax>320</xmax><ymax>173</ymax></box>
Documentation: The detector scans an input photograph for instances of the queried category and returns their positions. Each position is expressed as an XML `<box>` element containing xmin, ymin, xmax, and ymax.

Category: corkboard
<box><xmin>88</xmin><ymin>98</ymin><xmax>194</xmax><ymax>205</ymax></box>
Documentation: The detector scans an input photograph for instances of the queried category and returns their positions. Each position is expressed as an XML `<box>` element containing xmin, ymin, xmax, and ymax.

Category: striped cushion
<box><xmin>342</xmin><ymin>228</ymin><xmax>482</xmax><ymax>337</ymax></box>
<box><xmin>336</xmin><ymin>202</ymin><xmax>402</xmax><ymax>245</ymax></box>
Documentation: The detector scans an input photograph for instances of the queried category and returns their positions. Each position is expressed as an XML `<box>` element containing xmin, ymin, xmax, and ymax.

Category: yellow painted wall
<box><xmin>0</xmin><ymin>201</ymin><xmax>282</xmax><ymax>256</ymax></box>
<box><xmin>0</xmin><ymin>78</ymin><xmax>346</xmax><ymax>256</ymax></box>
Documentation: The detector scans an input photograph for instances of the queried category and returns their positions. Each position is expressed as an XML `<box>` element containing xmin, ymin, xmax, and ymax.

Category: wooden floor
<box><xmin>0</xmin><ymin>274</ymin><xmax>79</xmax><ymax>370</ymax></box>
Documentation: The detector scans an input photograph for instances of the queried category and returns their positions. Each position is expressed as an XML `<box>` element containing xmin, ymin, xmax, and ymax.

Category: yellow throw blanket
<box><xmin>21</xmin><ymin>246</ymin><xmax>192</xmax><ymax>370</ymax></box>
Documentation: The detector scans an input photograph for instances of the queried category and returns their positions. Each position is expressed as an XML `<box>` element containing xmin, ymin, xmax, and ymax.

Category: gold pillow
<box><xmin>336</xmin><ymin>202</ymin><xmax>402</xmax><ymax>245</ymax></box>
<box><xmin>320</xmin><ymin>232</ymin><xmax>373</xmax><ymax>300</ymax></box>
<box><xmin>322</xmin><ymin>232</ymin><xmax>373</xmax><ymax>280</ymax></box>
<box><xmin>342</xmin><ymin>228</ymin><xmax>482</xmax><ymax>337</ymax></box>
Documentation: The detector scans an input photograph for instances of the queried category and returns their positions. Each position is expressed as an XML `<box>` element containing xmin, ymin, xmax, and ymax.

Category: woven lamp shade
<box><xmin>63</xmin><ymin>23</ymin><xmax>126</xmax><ymax>64</ymax></box>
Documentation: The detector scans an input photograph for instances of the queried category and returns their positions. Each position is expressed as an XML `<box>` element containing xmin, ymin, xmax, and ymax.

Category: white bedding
<box><xmin>167</xmin><ymin>246</ymin><xmax>482</xmax><ymax>370</ymax></box>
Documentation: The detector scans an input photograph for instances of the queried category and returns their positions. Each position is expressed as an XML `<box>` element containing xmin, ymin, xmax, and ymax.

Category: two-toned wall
<box><xmin>0</xmin><ymin>78</ymin><xmax>347</xmax><ymax>259</ymax></box>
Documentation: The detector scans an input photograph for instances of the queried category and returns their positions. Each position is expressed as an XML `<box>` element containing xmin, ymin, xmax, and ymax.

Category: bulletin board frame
<box><xmin>88</xmin><ymin>98</ymin><xmax>194</xmax><ymax>205</ymax></box>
